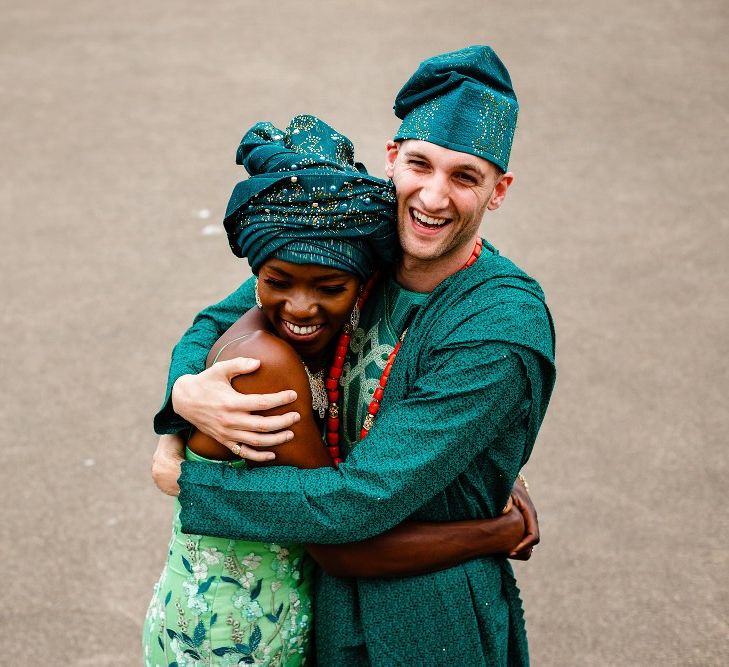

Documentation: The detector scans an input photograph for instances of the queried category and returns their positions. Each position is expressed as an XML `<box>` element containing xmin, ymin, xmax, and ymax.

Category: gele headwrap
<box><xmin>393</xmin><ymin>45</ymin><xmax>518</xmax><ymax>172</ymax></box>
<box><xmin>224</xmin><ymin>115</ymin><xmax>397</xmax><ymax>279</ymax></box>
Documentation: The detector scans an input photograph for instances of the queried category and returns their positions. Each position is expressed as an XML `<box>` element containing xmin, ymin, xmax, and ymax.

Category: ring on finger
<box><xmin>231</xmin><ymin>443</ymin><xmax>242</xmax><ymax>456</ymax></box>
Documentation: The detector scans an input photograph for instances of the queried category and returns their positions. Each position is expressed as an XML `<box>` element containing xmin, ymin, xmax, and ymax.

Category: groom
<box><xmin>154</xmin><ymin>46</ymin><xmax>555</xmax><ymax>664</ymax></box>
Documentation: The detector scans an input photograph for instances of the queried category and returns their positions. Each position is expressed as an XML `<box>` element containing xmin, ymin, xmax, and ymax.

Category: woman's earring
<box><xmin>255</xmin><ymin>278</ymin><xmax>263</xmax><ymax>309</ymax></box>
<box><xmin>349</xmin><ymin>302</ymin><xmax>360</xmax><ymax>330</ymax></box>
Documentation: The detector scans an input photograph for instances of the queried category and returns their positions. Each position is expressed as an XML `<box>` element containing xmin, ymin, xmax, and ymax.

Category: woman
<box><xmin>144</xmin><ymin>116</ymin><xmax>531</xmax><ymax>666</ymax></box>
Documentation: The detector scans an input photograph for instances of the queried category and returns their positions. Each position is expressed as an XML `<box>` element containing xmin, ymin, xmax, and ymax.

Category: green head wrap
<box><xmin>393</xmin><ymin>45</ymin><xmax>518</xmax><ymax>172</ymax></box>
<box><xmin>224</xmin><ymin>115</ymin><xmax>397</xmax><ymax>280</ymax></box>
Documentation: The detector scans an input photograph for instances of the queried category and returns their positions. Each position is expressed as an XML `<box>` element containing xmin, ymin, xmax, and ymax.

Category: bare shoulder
<box><xmin>206</xmin><ymin>306</ymin><xmax>269</xmax><ymax>367</ymax></box>
<box><xmin>214</xmin><ymin>329</ymin><xmax>311</xmax><ymax>400</ymax></box>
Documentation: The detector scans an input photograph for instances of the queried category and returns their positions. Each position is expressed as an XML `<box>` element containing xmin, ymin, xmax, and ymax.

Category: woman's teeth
<box><xmin>283</xmin><ymin>321</ymin><xmax>322</xmax><ymax>335</ymax></box>
<box><xmin>412</xmin><ymin>209</ymin><xmax>449</xmax><ymax>227</ymax></box>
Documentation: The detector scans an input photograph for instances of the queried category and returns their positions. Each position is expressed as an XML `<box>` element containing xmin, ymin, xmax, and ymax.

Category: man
<box><xmin>154</xmin><ymin>46</ymin><xmax>555</xmax><ymax>664</ymax></box>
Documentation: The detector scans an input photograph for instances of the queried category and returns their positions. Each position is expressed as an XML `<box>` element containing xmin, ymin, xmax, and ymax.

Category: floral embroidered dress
<box><xmin>143</xmin><ymin>452</ymin><xmax>314</xmax><ymax>667</ymax></box>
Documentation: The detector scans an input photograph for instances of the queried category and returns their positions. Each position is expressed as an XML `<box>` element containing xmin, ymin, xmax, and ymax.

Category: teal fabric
<box><xmin>393</xmin><ymin>46</ymin><xmax>519</xmax><ymax>172</ymax></box>
<box><xmin>224</xmin><ymin>114</ymin><xmax>397</xmax><ymax>279</ymax></box>
<box><xmin>162</xmin><ymin>243</ymin><xmax>556</xmax><ymax>665</ymax></box>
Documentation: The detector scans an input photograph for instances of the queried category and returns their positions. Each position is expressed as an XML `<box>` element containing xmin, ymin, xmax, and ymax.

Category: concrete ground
<box><xmin>1</xmin><ymin>0</ymin><xmax>727</xmax><ymax>664</ymax></box>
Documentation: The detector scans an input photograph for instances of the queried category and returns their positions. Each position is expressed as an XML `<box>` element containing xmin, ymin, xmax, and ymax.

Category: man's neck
<box><xmin>395</xmin><ymin>235</ymin><xmax>480</xmax><ymax>292</ymax></box>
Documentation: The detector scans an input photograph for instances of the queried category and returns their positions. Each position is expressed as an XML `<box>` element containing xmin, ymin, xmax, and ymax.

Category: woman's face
<box><xmin>257</xmin><ymin>258</ymin><xmax>361</xmax><ymax>365</ymax></box>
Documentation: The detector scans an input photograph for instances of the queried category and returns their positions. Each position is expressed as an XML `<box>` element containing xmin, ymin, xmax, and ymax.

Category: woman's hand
<box><xmin>508</xmin><ymin>475</ymin><xmax>540</xmax><ymax>560</ymax></box>
<box><xmin>151</xmin><ymin>434</ymin><xmax>185</xmax><ymax>496</ymax></box>
<box><xmin>171</xmin><ymin>357</ymin><xmax>301</xmax><ymax>462</ymax></box>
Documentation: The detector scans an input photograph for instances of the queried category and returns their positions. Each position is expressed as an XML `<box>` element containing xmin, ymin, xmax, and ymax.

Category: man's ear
<box><xmin>487</xmin><ymin>172</ymin><xmax>514</xmax><ymax>210</ymax></box>
<box><xmin>384</xmin><ymin>140</ymin><xmax>399</xmax><ymax>178</ymax></box>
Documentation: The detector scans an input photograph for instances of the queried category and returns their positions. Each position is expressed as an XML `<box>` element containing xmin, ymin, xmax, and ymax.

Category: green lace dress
<box><xmin>143</xmin><ymin>451</ymin><xmax>314</xmax><ymax>667</ymax></box>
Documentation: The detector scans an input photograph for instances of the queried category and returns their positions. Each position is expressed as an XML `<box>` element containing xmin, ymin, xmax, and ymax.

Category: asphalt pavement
<box><xmin>1</xmin><ymin>1</ymin><xmax>727</xmax><ymax>664</ymax></box>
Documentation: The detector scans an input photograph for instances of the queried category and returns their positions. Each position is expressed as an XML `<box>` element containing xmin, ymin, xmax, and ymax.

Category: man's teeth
<box><xmin>412</xmin><ymin>209</ymin><xmax>449</xmax><ymax>226</ymax></box>
<box><xmin>284</xmin><ymin>321</ymin><xmax>322</xmax><ymax>335</ymax></box>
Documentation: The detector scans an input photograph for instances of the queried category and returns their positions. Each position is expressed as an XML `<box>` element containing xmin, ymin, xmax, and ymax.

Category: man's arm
<box><xmin>178</xmin><ymin>342</ymin><xmax>548</xmax><ymax>543</ymax></box>
<box><xmin>152</xmin><ymin>435</ymin><xmax>539</xmax><ymax>568</ymax></box>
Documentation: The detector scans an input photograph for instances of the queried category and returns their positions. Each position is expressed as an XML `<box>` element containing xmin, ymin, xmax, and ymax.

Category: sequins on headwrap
<box><xmin>393</xmin><ymin>46</ymin><xmax>519</xmax><ymax>172</ymax></box>
<box><xmin>223</xmin><ymin>115</ymin><xmax>397</xmax><ymax>280</ymax></box>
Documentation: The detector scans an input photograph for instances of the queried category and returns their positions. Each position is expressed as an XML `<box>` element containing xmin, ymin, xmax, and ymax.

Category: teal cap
<box><xmin>223</xmin><ymin>115</ymin><xmax>397</xmax><ymax>279</ymax></box>
<box><xmin>393</xmin><ymin>45</ymin><xmax>518</xmax><ymax>172</ymax></box>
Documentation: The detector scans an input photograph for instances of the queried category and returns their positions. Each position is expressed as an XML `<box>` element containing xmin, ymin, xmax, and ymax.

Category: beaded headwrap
<box><xmin>393</xmin><ymin>45</ymin><xmax>519</xmax><ymax>172</ymax></box>
<box><xmin>224</xmin><ymin>115</ymin><xmax>397</xmax><ymax>279</ymax></box>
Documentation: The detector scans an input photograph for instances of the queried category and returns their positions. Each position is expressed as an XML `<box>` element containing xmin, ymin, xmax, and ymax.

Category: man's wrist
<box><xmin>170</xmin><ymin>374</ymin><xmax>192</xmax><ymax>419</ymax></box>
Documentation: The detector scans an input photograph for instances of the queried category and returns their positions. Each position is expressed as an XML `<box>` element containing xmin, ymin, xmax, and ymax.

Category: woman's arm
<box><xmin>307</xmin><ymin>506</ymin><xmax>525</xmax><ymax>578</ymax></box>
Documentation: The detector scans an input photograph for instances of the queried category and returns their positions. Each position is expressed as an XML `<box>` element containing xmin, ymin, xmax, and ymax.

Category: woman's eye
<box><xmin>319</xmin><ymin>285</ymin><xmax>347</xmax><ymax>295</ymax></box>
<box><xmin>264</xmin><ymin>277</ymin><xmax>289</xmax><ymax>289</ymax></box>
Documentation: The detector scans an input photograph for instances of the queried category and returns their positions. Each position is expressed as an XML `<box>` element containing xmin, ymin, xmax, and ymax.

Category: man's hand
<box><xmin>171</xmin><ymin>357</ymin><xmax>301</xmax><ymax>462</ymax></box>
<box><xmin>151</xmin><ymin>434</ymin><xmax>185</xmax><ymax>496</ymax></box>
<box><xmin>508</xmin><ymin>475</ymin><xmax>540</xmax><ymax>560</ymax></box>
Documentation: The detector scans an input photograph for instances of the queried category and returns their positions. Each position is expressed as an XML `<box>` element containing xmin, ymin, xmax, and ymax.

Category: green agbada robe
<box><xmin>156</xmin><ymin>242</ymin><xmax>555</xmax><ymax>666</ymax></box>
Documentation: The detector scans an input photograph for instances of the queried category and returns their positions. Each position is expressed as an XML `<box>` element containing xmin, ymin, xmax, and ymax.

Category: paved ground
<box><xmin>2</xmin><ymin>0</ymin><xmax>727</xmax><ymax>664</ymax></box>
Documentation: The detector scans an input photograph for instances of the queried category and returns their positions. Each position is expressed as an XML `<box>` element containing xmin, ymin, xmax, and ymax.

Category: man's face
<box><xmin>385</xmin><ymin>140</ymin><xmax>512</xmax><ymax>265</ymax></box>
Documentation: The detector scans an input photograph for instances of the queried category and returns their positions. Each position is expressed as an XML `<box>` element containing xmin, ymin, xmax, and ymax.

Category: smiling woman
<box><xmin>186</xmin><ymin>258</ymin><xmax>362</xmax><ymax>465</ymax></box>
<box><xmin>143</xmin><ymin>115</ymin><xmax>402</xmax><ymax>664</ymax></box>
<box><xmin>257</xmin><ymin>259</ymin><xmax>360</xmax><ymax>365</ymax></box>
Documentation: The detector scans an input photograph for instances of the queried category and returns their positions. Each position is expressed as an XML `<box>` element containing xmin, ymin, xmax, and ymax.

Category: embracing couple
<box><xmin>144</xmin><ymin>45</ymin><xmax>556</xmax><ymax>666</ymax></box>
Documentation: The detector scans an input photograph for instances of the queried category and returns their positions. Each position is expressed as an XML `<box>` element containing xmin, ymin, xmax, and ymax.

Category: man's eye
<box><xmin>455</xmin><ymin>173</ymin><xmax>476</xmax><ymax>185</ymax></box>
<box><xmin>409</xmin><ymin>160</ymin><xmax>428</xmax><ymax>169</ymax></box>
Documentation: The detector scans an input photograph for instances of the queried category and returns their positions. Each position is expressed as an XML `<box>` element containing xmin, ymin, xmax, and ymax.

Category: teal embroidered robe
<box><xmin>155</xmin><ymin>243</ymin><xmax>556</xmax><ymax>666</ymax></box>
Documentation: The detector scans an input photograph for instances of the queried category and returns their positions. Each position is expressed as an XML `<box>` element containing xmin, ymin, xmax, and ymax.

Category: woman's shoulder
<box><xmin>210</xmin><ymin>322</ymin><xmax>310</xmax><ymax>402</ymax></box>
<box><xmin>207</xmin><ymin>307</ymin><xmax>296</xmax><ymax>369</ymax></box>
<box><xmin>214</xmin><ymin>328</ymin><xmax>304</xmax><ymax>376</ymax></box>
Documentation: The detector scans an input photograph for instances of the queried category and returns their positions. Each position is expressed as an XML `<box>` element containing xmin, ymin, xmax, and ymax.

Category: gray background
<box><xmin>1</xmin><ymin>0</ymin><xmax>727</xmax><ymax>664</ymax></box>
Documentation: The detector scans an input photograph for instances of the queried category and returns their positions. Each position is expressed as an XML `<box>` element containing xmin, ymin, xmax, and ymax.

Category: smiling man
<box><xmin>153</xmin><ymin>46</ymin><xmax>555</xmax><ymax>665</ymax></box>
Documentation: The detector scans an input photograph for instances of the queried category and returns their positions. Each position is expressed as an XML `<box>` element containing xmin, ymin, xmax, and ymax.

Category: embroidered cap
<box><xmin>393</xmin><ymin>45</ymin><xmax>519</xmax><ymax>172</ymax></box>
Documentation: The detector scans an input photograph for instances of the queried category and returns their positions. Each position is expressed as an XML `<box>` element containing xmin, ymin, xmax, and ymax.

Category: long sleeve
<box><xmin>178</xmin><ymin>342</ymin><xmax>539</xmax><ymax>543</ymax></box>
<box><xmin>153</xmin><ymin>277</ymin><xmax>256</xmax><ymax>434</ymax></box>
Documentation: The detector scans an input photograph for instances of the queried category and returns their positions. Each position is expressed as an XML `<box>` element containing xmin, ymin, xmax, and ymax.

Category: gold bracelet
<box><xmin>517</xmin><ymin>472</ymin><xmax>529</xmax><ymax>493</ymax></box>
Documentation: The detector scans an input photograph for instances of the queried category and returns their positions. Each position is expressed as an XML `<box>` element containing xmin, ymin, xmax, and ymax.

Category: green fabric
<box><xmin>166</xmin><ymin>243</ymin><xmax>555</xmax><ymax>665</ymax></box>
<box><xmin>225</xmin><ymin>114</ymin><xmax>397</xmax><ymax>279</ymax></box>
<box><xmin>143</xmin><ymin>451</ymin><xmax>313</xmax><ymax>665</ymax></box>
<box><xmin>341</xmin><ymin>277</ymin><xmax>428</xmax><ymax>456</ymax></box>
<box><xmin>393</xmin><ymin>46</ymin><xmax>519</xmax><ymax>172</ymax></box>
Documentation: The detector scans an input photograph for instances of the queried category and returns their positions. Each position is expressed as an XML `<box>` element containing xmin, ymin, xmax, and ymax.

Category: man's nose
<box><xmin>418</xmin><ymin>175</ymin><xmax>449</xmax><ymax>212</ymax></box>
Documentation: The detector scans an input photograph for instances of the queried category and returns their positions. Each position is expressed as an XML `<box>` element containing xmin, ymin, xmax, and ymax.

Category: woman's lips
<box><xmin>280</xmin><ymin>319</ymin><xmax>324</xmax><ymax>341</ymax></box>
